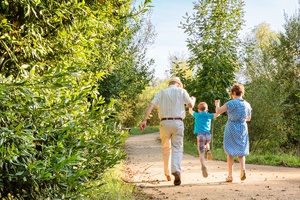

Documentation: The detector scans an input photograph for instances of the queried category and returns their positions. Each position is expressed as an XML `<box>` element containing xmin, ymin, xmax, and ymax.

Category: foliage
<box><xmin>0</xmin><ymin>77</ymin><xmax>127</xmax><ymax>199</ymax></box>
<box><xmin>242</xmin><ymin>23</ymin><xmax>284</xmax><ymax>153</ymax></box>
<box><xmin>97</xmin><ymin>8</ymin><xmax>156</xmax><ymax>127</ymax></box>
<box><xmin>272</xmin><ymin>8</ymin><xmax>300</xmax><ymax>153</ymax></box>
<box><xmin>134</xmin><ymin>79</ymin><xmax>168</xmax><ymax>127</ymax></box>
<box><xmin>167</xmin><ymin>52</ymin><xmax>193</xmax><ymax>78</ymax></box>
<box><xmin>82</xmin><ymin>163</ymin><xmax>149</xmax><ymax>200</ymax></box>
<box><xmin>180</xmin><ymin>0</ymin><xmax>245</xmax><ymax>111</ymax></box>
<box><xmin>0</xmin><ymin>0</ymin><xmax>153</xmax><ymax>198</ymax></box>
<box><xmin>244</xmin><ymin>6</ymin><xmax>300</xmax><ymax>155</ymax></box>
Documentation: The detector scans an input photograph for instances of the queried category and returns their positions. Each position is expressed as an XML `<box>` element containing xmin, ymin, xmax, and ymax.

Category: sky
<box><xmin>142</xmin><ymin>0</ymin><xmax>299</xmax><ymax>79</ymax></box>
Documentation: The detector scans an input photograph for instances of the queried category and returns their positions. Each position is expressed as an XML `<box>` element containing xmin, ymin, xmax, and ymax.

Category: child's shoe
<box><xmin>207</xmin><ymin>150</ymin><xmax>213</xmax><ymax>160</ymax></box>
<box><xmin>201</xmin><ymin>165</ymin><xmax>208</xmax><ymax>178</ymax></box>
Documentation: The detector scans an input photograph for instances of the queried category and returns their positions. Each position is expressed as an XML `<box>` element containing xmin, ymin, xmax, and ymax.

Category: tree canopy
<box><xmin>180</xmin><ymin>0</ymin><xmax>245</xmax><ymax>109</ymax></box>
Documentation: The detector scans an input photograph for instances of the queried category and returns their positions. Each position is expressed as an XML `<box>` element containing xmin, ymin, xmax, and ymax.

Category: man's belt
<box><xmin>161</xmin><ymin>118</ymin><xmax>183</xmax><ymax>121</ymax></box>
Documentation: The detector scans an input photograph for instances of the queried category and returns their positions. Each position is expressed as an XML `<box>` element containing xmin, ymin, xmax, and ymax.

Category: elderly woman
<box><xmin>215</xmin><ymin>84</ymin><xmax>252</xmax><ymax>182</ymax></box>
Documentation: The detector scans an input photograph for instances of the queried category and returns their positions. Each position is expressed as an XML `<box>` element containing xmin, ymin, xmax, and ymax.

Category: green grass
<box><xmin>129</xmin><ymin>126</ymin><xmax>159</xmax><ymax>136</ymax></box>
<box><xmin>183</xmin><ymin>141</ymin><xmax>228</xmax><ymax>161</ymax></box>
<box><xmin>183</xmin><ymin>140</ymin><xmax>198</xmax><ymax>157</ymax></box>
<box><xmin>85</xmin><ymin>163</ymin><xmax>149</xmax><ymax>200</ymax></box>
<box><xmin>246</xmin><ymin>153</ymin><xmax>300</xmax><ymax>167</ymax></box>
<box><xmin>183</xmin><ymin>139</ymin><xmax>300</xmax><ymax>167</ymax></box>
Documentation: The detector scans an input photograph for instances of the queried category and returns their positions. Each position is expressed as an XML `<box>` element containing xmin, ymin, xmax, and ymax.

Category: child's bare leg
<box><xmin>200</xmin><ymin>151</ymin><xmax>206</xmax><ymax>167</ymax></box>
<box><xmin>200</xmin><ymin>151</ymin><xmax>208</xmax><ymax>178</ymax></box>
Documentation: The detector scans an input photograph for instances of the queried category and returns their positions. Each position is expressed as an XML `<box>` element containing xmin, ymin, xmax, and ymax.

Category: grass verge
<box><xmin>86</xmin><ymin>127</ymin><xmax>160</xmax><ymax>200</ymax></box>
<box><xmin>183</xmin><ymin>139</ymin><xmax>300</xmax><ymax>167</ymax></box>
<box><xmin>129</xmin><ymin>126</ymin><xmax>159</xmax><ymax>136</ymax></box>
<box><xmin>86</xmin><ymin>163</ymin><xmax>149</xmax><ymax>200</ymax></box>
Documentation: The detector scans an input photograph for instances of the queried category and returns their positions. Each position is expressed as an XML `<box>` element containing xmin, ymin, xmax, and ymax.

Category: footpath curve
<box><xmin>124</xmin><ymin>132</ymin><xmax>300</xmax><ymax>200</ymax></box>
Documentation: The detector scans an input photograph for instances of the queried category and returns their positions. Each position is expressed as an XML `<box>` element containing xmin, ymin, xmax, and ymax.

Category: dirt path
<box><xmin>124</xmin><ymin>132</ymin><xmax>300</xmax><ymax>200</ymax></box>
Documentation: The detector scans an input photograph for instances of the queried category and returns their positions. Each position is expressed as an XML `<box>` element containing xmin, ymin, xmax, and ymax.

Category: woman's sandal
<box><xmin>226</xmin><ymin>175</ymin><xmax>233</xmax><ymax>182</ymax></box>
<box><xmin>241</xmin><ymin>170</ymin><xmax>246</xmax><ymax>181</ymax></box>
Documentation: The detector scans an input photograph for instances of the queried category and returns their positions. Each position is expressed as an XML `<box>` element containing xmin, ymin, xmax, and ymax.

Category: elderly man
<box><xmin>140</xmin><ymin>77</ymin><xmax>194</xmax><ymax>186</ymax></box>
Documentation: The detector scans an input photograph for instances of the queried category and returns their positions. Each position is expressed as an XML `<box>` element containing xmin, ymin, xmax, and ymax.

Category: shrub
<box><xmin>0</xmin><ymin>77</ymin><xmax>126</xmax><ymax>199</ymax></box>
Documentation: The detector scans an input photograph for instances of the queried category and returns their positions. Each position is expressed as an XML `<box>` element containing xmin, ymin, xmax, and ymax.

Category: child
<box><xmin>189</xmin><ymin>97</ymin><xmax>219</xmax><ymax>178</ymax></box>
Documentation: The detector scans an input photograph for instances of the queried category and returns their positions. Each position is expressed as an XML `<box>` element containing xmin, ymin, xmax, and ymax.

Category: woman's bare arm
<box><xmin>215</xmin><ymin>100</ymin><xmax>228</xmax><ymax>115</ymax></box>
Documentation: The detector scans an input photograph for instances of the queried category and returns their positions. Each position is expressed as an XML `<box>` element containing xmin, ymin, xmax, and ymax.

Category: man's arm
<box><xmin>189</xmin><ymin>96</ymin><xmax>196</xmax><ymax>108</ymax></box>
<box><xmin>187</xmin><ymin>102</ymin><xmax>193</xmax><ymax>108</ymax></box>
<box><xmin>189</xmin><ymin>107</ymin><xmax>194</xmax><ymax>115</ymax></box>
<box><xmin>139</xmin><ymin>103</ymin><xmax>155</xmax><ymax>131</ymax></box>
<box><xmin>188</xmin><ymin>96</ymin><xmax>196</xmax><ymax>115</ymax></box>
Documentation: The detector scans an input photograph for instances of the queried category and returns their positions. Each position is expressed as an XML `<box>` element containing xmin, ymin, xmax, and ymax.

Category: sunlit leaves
<box><xmin>181</xmin><ymin>0</ymin><xmax>244</xmax><ymax>109</ymax></box>
<box><xmin>0</xmin><ymin>0</ymin><xmax>153</xmax><ymax>198</ymax></box>
<box><xmin>243</xmin><ymin>4</ymin><xmax>300</xmax><ymax>154</ymax></box>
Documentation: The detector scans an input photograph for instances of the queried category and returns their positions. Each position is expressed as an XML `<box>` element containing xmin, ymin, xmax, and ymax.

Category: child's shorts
<box><xmin>197</xmin><ymin>132</ymin><xmax>211</xmax><ymax>153</ymax></box>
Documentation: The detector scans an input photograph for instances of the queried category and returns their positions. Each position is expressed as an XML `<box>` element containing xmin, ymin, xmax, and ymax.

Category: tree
<box><xmin>180</xmin><ymin>0</ymin><xmax>245</xmax><ymax>110</ymax></box>
<box><xmin>243</xmin><ymin>3</ymin><xmax>300</xmax><ymax>155</ymax></box>
<box><xmin>97</xmin><ymin>9</ymin><xmax>156</xmax><ymax>127</ymax></box>
<box><xmin>272</xmin><ymin>7</ymin><xmax>300</xmax><ymax>152</ymax></box>
<box><xmin>167</xmin><ymin>52</ymin><xmax>193</xmax><ymax>78</ymax></box>
<box><xmin>242</xmin><ymin>23</ymin><xmax>284</xmax><ymax>153</ymax></box>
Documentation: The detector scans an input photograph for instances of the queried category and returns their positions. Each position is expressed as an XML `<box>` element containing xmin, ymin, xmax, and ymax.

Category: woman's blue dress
<box><xmin>224</xmin><ymin>98</ymin><xmax>252</xmax><ymax>156</ymax></box>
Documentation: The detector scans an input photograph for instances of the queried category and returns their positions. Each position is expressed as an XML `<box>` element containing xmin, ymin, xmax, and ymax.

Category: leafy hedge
<box><xmin>0</xmin><ymin>74</ymin><xmax>127</xmax><ymax>199</ymax></box>
<box><xmin>0</xmin><ymin>0</ymin><xmax>153</xmax><ymax>199</ymax></box>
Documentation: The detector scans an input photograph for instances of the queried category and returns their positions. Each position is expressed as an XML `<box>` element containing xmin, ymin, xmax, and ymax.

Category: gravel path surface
<box><xmin>124</xmin><ymin>132</ymin><xmax>300</xmax><ymax>200</ymax></box>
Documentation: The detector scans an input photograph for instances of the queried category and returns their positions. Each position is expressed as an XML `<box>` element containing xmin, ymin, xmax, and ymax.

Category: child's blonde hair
<box><xmin>198</xmin><ymin>102</ymin><xmax>208</xmax><ymax>111</ymax></box>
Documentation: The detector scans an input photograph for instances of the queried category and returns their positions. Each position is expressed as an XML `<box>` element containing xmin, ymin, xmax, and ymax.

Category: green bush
<box><xmin>0</xmin><ymin>79</ymin><xmax>127</xmax><ymax>199</ymax></box>
<box><xmin>0</xmin><ymin>0</ymin><xmax>153</xmax><ymax>198</ymax></box>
